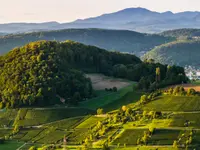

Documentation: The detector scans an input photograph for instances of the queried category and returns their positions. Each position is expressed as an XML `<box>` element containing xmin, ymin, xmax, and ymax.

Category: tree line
<box><xmin>0</xmin><ymin>40</ymin><xmax>187</xmax><ymax>108</ymax></box>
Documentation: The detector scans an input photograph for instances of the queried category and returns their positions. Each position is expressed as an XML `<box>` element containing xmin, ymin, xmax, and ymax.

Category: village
<box><xmin>185</xmin><ymin>65</ymin><xmax>200</xmax><ymax>80</ymax></box>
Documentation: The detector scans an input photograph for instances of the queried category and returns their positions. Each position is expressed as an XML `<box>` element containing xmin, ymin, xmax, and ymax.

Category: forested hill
<box><xmin>0</xmin><ymin>29</ymin><xmax>174</xmax><ymax>56</ymax></box>
<box><xmin>161</xmin><ymin>29</ymin><xmax>200</xmax><ymax>38</ymax></box>
<box><xmin>0</xmin><ymin>40</ymin><xmax>186</xmax><ymax>108</ymax></box>
<box><xmin>143</xmin><ymin>39</ymin><xmax>200</xmax><ymax>67</ymax></box>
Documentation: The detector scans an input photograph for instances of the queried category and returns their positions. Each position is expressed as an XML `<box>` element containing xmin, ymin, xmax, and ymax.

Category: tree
<box><xmin>122</xmin><ymin>106</ymin><xmax>127</xmax><ymax>112</ymax></box>
<box><xmin>102</xmin><ymin>143</ymin><xmax>110</xmax><ymax>150</ymax></box>
<box><xmin>113</xmin><ymin>87</ymin><xmax>118</xmax><ymax>92</ymax></box>
<box><xmin>140</xmin><ymin>95</ymin><xmax>148</xmax><ymax>104</ymax></box>
<box><xmin>97</xmin><ymin>108</ymin><xmax>104</xmax><ymax>115</ymax></box>
<box><xmin>0</xmin><ymin>138</ymin><xmax>4</xmax><ymax>144</ymax></box>
<box><xmin>29</xmin><ymin>146</ymin><xmax>37</xmax><ymax>150</ymax></box>
<box><xmin>156</xmin><ymin>67</ymin><xmax>161</xmax><ymax>83</ymax></box>
<box><xmin>187</xmin><ymin>88</ymin><xmax>196</xmax><ymax>96</ymax></box>
<box><xmin>173</xmin><ymin>140</ymin><xmax>178</xmax><ymax>148</ymax></box>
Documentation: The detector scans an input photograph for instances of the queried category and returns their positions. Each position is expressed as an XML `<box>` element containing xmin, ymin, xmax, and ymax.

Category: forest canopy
<box><xmin>0</xmin><ymin>40</ymin><xmax>187</xmax><ymax>108</ymax></box>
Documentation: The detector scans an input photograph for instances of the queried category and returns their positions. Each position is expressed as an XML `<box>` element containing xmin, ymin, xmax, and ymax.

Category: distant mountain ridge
<box><xmin>1</xmin><ymin>7</ymin><xmax>200</xmax><ymax>33</ymax></box>
<box><xmin>0</xmin><ymin>28</ymin><xmax>174</xmax><ymax>55</ymax></box>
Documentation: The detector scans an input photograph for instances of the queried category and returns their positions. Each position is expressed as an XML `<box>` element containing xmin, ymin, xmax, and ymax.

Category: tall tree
<box><xmin>156</xmin><ymin>67</ymin><xmax>161</xmax><ymax>83</ymax></box>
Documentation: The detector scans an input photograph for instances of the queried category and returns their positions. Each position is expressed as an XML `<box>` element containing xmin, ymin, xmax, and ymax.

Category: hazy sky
<box><xmin>0</xmin><ymin>0</ymin><xmax>200</xmax><ymax>23</ymax></box>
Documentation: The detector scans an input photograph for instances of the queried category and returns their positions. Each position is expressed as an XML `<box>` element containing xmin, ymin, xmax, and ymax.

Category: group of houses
<box><xmin>185</xmin><ymin>66</ymin><xmax>200</xmax><ymax>80</ymax></box>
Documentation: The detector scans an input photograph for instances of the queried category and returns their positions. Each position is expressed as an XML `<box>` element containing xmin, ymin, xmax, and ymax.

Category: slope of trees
<box><xmin>0</xmin><ymin>40</ymin><xmax>187</xmax><ymax>108</ymax></box>
<box><xmin>161</xmin><ymin>29</ymin><xmax>200</xmax><ymax>38</ymax></box>
<box><xmin>0</xmin><ymin>41</ymin><xmax>94</xmax><ymax>108</ymax></box>
<box><xmin>0</xmin><ymin>29</ymin><xmax>174</xmax><ymax>55</ymax></box>
<box><xmin>142</xmin><ymin>39</ymin><xmax>200</xmax><ymax>67</ymax></box>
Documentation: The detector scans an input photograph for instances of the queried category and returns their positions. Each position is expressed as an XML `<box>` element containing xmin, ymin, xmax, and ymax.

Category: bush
<box><xmin>97</xmin><ymin>108</ymin><xmax>104</xmax><ymax>115</ymax></box>
<box><xmin>113</xmin><ymin>87</ymin><xmax>118</xmax><ymax>92</ymax></box>
<box><xmin>29</xmin><ymin>146</ymin><xmax>37</xmax><ymax>150</ymax></box>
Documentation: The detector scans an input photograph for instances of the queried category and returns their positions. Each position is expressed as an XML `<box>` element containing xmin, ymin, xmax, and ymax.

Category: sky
<box><xmin>0</xmin><ymin>0</ymin><xmax>200</xmax><ymax>23</ymax></box>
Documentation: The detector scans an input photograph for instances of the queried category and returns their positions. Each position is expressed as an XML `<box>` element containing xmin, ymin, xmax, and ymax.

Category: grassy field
<box><xmin>147</xmin><ymin>129</ymin><xmax>180</xmax><ymax>145</ymax></box>
<box><xmin>113</xmin><ymin>147</ymin><xmax>176</xmax><ymax>150</ymax></box>
<box><xmin>112</xmin><ymin>129</ymin><xmax>147</xmax><ymax>145</ymax></box>
<box><xmin>80</xmin><ymin>84</ymin><xmax>140</xmax><ymax>111</ymax></box>
<box><xmin>67</xmin><ymin>129</ymin><xmax>89</xmax><ymax>145</ymax></box>
<box><xmin>45</xmin><ymin>116</ymin><xmax>87</xmax><ymax>129</ymax></box>
<box><xmin>170</xmin><ymin>112</ymin><xmax>200</xmax><ymax>127</ymax></box>
<box><xmin>0</xmin><ymin>109</ymin><xmax>18</xmax><ymax>127</ymax></box>
<box><xmin>0</xmin><ymin>141</ymin><xmax>24</xmax><ymax>150</ymax></box>
<box><xmin>103</xmin><ymin>91</ymin><xmax>142</xmax><ymax>112</ymax></box>
<box><xmin>0</xmin><ymin>129</ymin><xmax>12</xmax><ymax>138</ymax></box>
<box><xmin>16</xmin><ymin>108</ymin><xmax>94</xmax><ymax>127</ymax></box>
<box><xmin>142</xmin><ymin>95</ymin><xmax>200</xmax><ymax>112</ymax></box>
<box><xmin>76</xmin><ymin>116</ymin><xmax>105</xmax><ymax>129</ymax></box>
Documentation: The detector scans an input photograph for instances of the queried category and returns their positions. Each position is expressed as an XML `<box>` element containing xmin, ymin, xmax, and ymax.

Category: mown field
<box><xmin>0</xmin><ymin>109</ymin><xmax>18</xmax><ymax>127</ymax></box>
<box><xmin>147</xmin><ymin>129</ymin><xmax>180</xmax><ymax>145</ymax></box>
<box><xmin>45</xmin><ymin>116</ymin><xmax>88</xmax><ymax>130</ymax></box>
<box><xmin>142</xmin><ymin>95</ymin><xmax>200</xmax><ymax>112</ymax></box>
<box><xmin>15</xmin><ymin>107</ymin><xmax>94</xmax><ymax>127</ymax></box>
<box><xmin>0</xmin><ymin>141</ymin><xmax>24</xmax><ymax>150</ymax></box>
<box><xmin>80</xmin><ymin>84</ymin><xmax>141</xmax><ymax>112</ymax></box>
<box><xmin>170</xmin><ymin>112</ymin><xmax>200</xmax><ymax>127</ymax></box>
<box><xmin>112</xmin><ymin>129</ymin><xmax>147</xmax><ymax>145</ymax></box>
<box><xmin>76</xmin><ymin>116</ymin><xmax>105</xmax><ymax>129</ymax></box>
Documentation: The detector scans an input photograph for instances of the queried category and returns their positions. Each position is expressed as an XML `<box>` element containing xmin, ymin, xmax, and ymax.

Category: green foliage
<box><xmin>137</xmin><ymin>65</ymin><xmax>187</xmax><ymax>91</ymax></box>
<box><xmin>165</xmin><ymin>86</ymin><xmax>196</xmax><ymax>96</ymax></box>
<box><xmin>97</xmin><ymin>108</ymin><xmax>104</xmax><ymax>115</ymax></box>
<box><xmin>161</xmin><ymin>28</ymin><xmax>200</xmax><ymax>38</ymax></box>
<box><xmin>0</xmin><ymin>40</ymin><xmax>186</xmax><ymax>107</ymax></box>
<box><xmin>0</xmin><ymin>29</ymin><xmax>174</xmax><ymax>55</ymax></box>
<box><xmin>28</xmin><ymin>146</ymin><xmax>37</xmax><ymax>150</ymax></box>
<box><xmin>0</xmin><ymin>41</ymin><xmax>95</xmax><ymax>108</ymax></box>
<box><xmin>143</xmin><ymin>39</ymin><xmax>200</xmax><ymax>67</ymax></box>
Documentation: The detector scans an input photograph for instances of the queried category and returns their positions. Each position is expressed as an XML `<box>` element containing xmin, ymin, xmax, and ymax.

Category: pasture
<box><xmin>16</xmin><ymin>107</ymin><xmax>94</xmax><ymax>127</ymax></box>
<box><xmin>76</xmin><ymin>116</ymin><xmax>105</xmax><ymax>129</ymax></box>
<box><xmin>170</xmin><ymin>112</ymin><xmax>200</xmax><ymax>127</ymax></box>
<box><xmin>80</xmin><ymin>84</ymin><xmax>140</xmax><ymax>111</ymax></box>
<box><xmin>142</xmin><ymin>95</ymin><xmax>200</xmax><ymax>112</ymax></box>
<box><xmin>112</xmin><ymin>129</ymin><xmax>147</xmax><ymax>145</ymax></box>
<box><xmin>147</xmin><ymin>129</ymin><xmax>180</xmax><ymax>145</ymax></box>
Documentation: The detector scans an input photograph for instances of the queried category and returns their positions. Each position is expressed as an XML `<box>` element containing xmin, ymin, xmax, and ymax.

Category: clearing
<box><xmin>86</xmin><ymin>74</ymin><xmax>131</xmax><ymax>90</ymax></box>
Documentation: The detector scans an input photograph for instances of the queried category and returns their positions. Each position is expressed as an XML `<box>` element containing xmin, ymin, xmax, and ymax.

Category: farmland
<box><xmin>15</xmin><ymin>108</ymin><xmax>94</xmax><ymax>127</ymax></box>
<box><xmin>112</xmin><ymin>129</ymin><xmax>147</xmax><ymax>145</ymax></box>
<box><xmin>1</xmin><ymin>78</ymin><xmax>200</xmax><ymax>149</ymax></box>
<box><xmin>141</xmin><ymin>95</ymin><xmax>200</xmax><ymax>112</ymax></box>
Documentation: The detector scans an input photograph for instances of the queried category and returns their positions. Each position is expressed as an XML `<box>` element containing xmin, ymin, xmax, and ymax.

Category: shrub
<box><xmin>113</xmin><ymin>87</ymin><xmax>118</xmax><ymax>92</ymax></box>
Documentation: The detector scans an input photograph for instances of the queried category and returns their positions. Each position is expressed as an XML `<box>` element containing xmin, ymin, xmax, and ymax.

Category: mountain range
<box><xmin>1</xmin><ymin>7</ymin><xmax>200</xmax><ymax>33</ymax></box>
<box><xmin>0</xmin><ymin>29</ymin><xmax>173</xmax><ymax>56</ymax></box>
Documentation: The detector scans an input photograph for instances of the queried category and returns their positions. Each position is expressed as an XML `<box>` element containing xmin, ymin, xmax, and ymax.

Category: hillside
<box><xmin>142</xmin><ymin>39</ymin><xmax>200</xmax><ymax>67</ymax></box>
<box><xmin>0</xmin><ymin>40</ymin><xmax>187</xmax><ymax>108</ymax></box>
<box><xmin>0</xmin><ymin>28</ymin><xmax>174</xmax><ymax>55</ymax></box>
<box><xmin>161</xmin><ymin>28</ymin><xmax>200</xmax><ymax>38</ymax></box>
<box><xmin>1</xmin><ymin>85</ymin><xmax>200</xmax><ymax>149</ymax></box>
<box><xmin>0</xmin><ymin>40</ymin><xmax>143</xmax><ymax>108</ymax></box>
